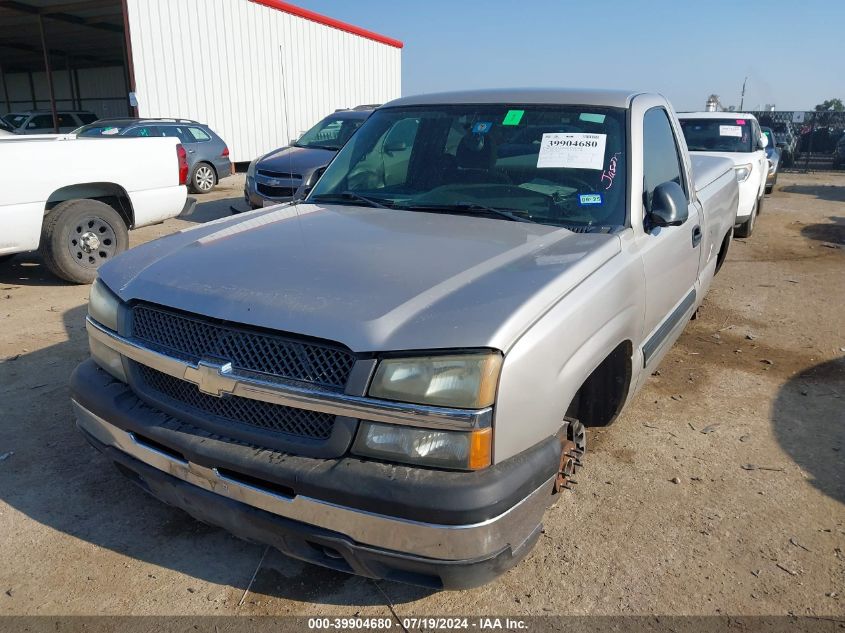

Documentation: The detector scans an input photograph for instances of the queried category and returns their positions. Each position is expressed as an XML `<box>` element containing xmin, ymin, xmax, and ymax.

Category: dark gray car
<box><xmin>243</xmin><ymin>107</ymin><xmax>375</xmax><ymax>209</ymax></box>
<box><xmin>74</xmin><ymin>118</ymin><xmax>232</xmax><ymax>194</ymax></box>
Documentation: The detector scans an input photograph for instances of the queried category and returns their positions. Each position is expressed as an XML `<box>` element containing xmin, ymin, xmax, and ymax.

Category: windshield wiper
<box><xmin>397</xmin><ymin>202</ymin><xmax>536</xmax><ymax>224</ymax></box>
<box><xmin>295</xmin><ymin>143</ymin><xmax>339</xmax><ymax>151</ymax></box>
<box><xmin>310</xmin><ymin>191</ymin><xmax>392</xmax><ymax>209</ymax></box>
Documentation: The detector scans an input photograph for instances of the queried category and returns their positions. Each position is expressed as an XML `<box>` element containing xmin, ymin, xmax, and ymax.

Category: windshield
<box><xmin>679</xmin><ymin>118</ymin><xmax>754</xmax><ymax>152</ymax></box>
<box><xmin>308</xmin><ymin>104</ymin><xmax>628</xmax><ymax>229</ymax></box>
<box><xmin>75</xmin><ymin>123</ymin><xmax>132</xmax><ymax>137</ymax></box>
<box><xmin>295</xmin><ymin>115</ymin><xmax>366</xmax><ymax>151</ymax></box>
<box><xmin>3</xmin><ymin>114</ymin><xmax>27</xmax><ymax>129</ymax></box>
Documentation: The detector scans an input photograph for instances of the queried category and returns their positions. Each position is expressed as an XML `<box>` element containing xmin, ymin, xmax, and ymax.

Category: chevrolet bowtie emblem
<box><xmin>184</xmin><ymin>359</ymin><xmax>236</xmax><ymax>397</ymax></box>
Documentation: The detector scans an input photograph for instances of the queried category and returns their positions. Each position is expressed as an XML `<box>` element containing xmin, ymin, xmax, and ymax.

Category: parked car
<box><xmin>243</xmin><ymin>106</ymin><xmax>376</xmax><ymax>209</ymax></box>
<box><xmin>72</xmin><ymin>89</ymin><xmax>738</xmax><ymax>589</ymax></box>
<box><xmin>679</xmin><ymin>112</ymin><xmax>768</xmax><ymax>237</ymax></box>
<box><xmin>0</xmin><ymin>135</ymin><xmax>193</xmax><ymax>282</ymax></box>
<box><xmin>2</xmin><ymin>109</ymin><xmax>97</xmax><ymax>134</ymax></box>
<box><xmin>74</xmin><ymin>118</ymin><xmax>232</xmax><ymax>194</ymax></box>
<box><xmin>761</xmin><ymin>127</ymin><xmax>781</xmax><ymax>193</ymax></box>
<box><xmin>832</xmin><ymin>133</ymin><xmax>845</xmax><ymax>169</ymax></box>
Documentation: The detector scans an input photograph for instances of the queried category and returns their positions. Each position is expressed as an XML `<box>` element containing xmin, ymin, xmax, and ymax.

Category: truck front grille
<box><xmin>138</xmin><ymin>365</ymin><xmax>335</xmax><ymax>440</ymax></box>
<box><xmin>131</xmin><ymin>304</ymin><xmax>355</xmax><ymax>390</ymax></box>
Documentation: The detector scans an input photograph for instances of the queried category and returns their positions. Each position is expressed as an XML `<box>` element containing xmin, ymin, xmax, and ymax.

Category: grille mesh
<box><xmin>138</xmin><ymin>365</ymin><xmax>335</xmax><ymax>440</ymax></box>
<box><xmin>131</xmin><ymin>304</ymin><xmax>355</xmax><ymax>390</ymax></box>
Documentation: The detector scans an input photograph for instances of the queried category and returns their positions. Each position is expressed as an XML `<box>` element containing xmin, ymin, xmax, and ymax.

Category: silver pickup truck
<box><xmin>71</xmin><ymin>89</ymin><xmax>738</xmax><ymax>589</ymax></box>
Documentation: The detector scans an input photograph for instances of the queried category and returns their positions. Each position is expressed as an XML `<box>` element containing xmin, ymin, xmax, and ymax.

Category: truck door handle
<box><xmin>692</xmin><ymin>225</ymin><xmax>702</xmax><ymax>247</ymax></box>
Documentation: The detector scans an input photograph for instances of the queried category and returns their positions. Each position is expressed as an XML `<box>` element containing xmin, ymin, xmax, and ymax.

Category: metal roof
<box><xmin>383</xmin><ymin>88</ymin><xmax>642</xmax><ymax>109</ymax></box>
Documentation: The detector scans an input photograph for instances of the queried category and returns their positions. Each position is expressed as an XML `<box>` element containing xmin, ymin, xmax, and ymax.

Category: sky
<box><xmin>294</xmin><ymin>0</ymin><xmax>843</xmax><ymax>112</ymax></box>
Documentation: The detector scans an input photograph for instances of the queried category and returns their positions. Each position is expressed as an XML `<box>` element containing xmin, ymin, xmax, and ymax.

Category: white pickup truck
<box><xmin>72</xmin><ymin>89</ymin><xmax>740</xmax><ymax>588</ymax></box>
<box><xmin>0</xmin><ymin>136</ymin><xmax>192</xmax><ymax>283</ymax></box>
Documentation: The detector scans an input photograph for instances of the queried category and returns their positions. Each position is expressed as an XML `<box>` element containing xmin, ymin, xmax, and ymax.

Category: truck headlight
<box><xmin>368</xmin><ymin>352</ymin><xmax>502</xmax><ymax>409</ymax></box>
<box><xmin>246</xmin><ymin>159</ymin><xmax>256</xmax><ymax>177</ymax></box>
<box><xmin>88</xmin><ymin>279</ymin><xmax>119</xmax><ymax>331</ymax></box>
<box><xmin>352</xmin><ymin>422</ymin><xmax>492</xmax><ymax>470</ymax></box>
<box><xmin>88</xmin><ymin>279</ymin><xmax>126</xmax><ymax>382</ymax></box>
<box><xmin>735</xmin><ymin>163</ymin><xmax>753</xmax><ymax>182</ymax></box>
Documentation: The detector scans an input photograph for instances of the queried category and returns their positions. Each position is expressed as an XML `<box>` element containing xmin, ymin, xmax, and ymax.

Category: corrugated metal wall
<box><xmin>126</xmin><ymin>0</ymin><xmax>401</xmax><ymax>162</ymax></box>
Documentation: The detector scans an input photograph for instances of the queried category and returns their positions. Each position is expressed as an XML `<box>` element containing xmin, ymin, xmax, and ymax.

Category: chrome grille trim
<box><xmin>139</xmin><ymin>364</ymin><xmax>336</xmax><ymax>440</ymax></box>
<box><xmin>88</xmin><ymin>317</ymin><xmax>491</xmax><ymax>430</ymax></box>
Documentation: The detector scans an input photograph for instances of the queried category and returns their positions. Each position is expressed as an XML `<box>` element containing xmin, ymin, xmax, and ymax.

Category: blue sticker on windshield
<box><xmin>472</xmin><ymin>121</ymin><xmax>493</xmax><ymax>135</ymax></box>
<box><xmin>579</xmin><ymin>193</ymin><xmax>603</xmax><ymax>206</ymax></box>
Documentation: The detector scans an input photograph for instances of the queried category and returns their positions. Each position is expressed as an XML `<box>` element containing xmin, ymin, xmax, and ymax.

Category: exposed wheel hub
<box><xmin>554</xmin><ymin>419</ymin><xmax>586</xmax><ymax>494</ymax></box>
<box><xmin>69</xmin><ymin>216</ymin><xmax>117</xmax><ymax>269</ymax></box>
<box><xmin>79</xmin><ymin>231</ymin><xmax>100</xmax><ymax>253</ymax></box>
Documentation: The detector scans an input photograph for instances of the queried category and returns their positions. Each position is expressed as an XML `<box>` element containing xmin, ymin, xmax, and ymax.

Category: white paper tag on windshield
<box><xmin>719</xmin><ymin>125</ymin><xmax>743</xmax><ymax>137</ymax></box>
<box><xmin>537</xmin><ymin>133</ymin><xmax>607</xmax><ymax>170</ymax></box>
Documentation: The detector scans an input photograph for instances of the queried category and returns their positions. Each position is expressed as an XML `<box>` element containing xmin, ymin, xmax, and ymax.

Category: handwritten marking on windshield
<box><xmin>600</xmin><ymin>152</ymin><xmax>621</xmax><ymax>190</ymax></box>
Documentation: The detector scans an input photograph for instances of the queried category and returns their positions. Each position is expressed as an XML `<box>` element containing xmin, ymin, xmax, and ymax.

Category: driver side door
<box><xmin>638</xmin><ymin>107</ymin><xmax>702</xmax><ymax>371</ymax></box>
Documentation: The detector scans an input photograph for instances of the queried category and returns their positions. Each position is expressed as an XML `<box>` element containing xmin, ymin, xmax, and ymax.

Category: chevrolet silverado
<box><xmin>71</xmin><ymin>89</ymin><xmax>739</xmax><ymax>589</ymax></box>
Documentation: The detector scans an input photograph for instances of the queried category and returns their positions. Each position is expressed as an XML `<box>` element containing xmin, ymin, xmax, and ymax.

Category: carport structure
<box><xmin>0</xmin><ymin>0</ymin><xmax>132</xmax><ymax>131</ymax></box>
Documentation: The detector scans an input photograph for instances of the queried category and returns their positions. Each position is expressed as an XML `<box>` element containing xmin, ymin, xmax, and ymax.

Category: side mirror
<box><xmin>758</xmin><ymin>134</ymin><xmax>769</xmax><ymax>149</ymax></box>
<box><xmin>649</xmin><ymin>181</ymin><xmax>688</xmax><ymax>228</ymax></box>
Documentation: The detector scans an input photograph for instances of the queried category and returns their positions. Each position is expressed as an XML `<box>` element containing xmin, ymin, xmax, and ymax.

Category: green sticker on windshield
<box><xmin>579</xmin><ymin>113</ymin><xmax>606</xmax><ymax>124</ymax></box>
<box><xmin>502</xmin><ymin>109</ymin><xmax>524</xmax><ymax>126</ymax></box>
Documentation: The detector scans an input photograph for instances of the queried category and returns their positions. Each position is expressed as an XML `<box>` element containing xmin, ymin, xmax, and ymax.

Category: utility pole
<box><xmin>739</xmin><ymin>76</ymin><xmax>748</xmax><ymax>111</ymax></box>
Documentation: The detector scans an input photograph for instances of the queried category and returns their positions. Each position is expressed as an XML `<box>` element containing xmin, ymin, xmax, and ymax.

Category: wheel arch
<box><xmin>564</xmin><ymin>339</ymin><xmax>634</xmax><ymax>427</ymax></box>
<box><xmin>714</xmin><ymin>228</ymin><xmax>732</xmax><ymax>275</ymax></box>
<box><xmin>45</xmin><ymin>183</ymin><xmax>134</xmax><ymax>229</ymax></box>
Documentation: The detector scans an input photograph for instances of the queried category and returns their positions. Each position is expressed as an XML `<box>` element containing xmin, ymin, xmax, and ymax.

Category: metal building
<box><xmin>0</xmin><ymin>0</ymin><xmax>403</xmax><ymax>161</ymax></box>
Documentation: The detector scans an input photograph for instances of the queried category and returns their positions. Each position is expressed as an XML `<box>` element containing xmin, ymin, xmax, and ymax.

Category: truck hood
<box><xmin>100</xmin><ymin>204</ymin><xmax>621</xmax><ymax>353</ymax></box>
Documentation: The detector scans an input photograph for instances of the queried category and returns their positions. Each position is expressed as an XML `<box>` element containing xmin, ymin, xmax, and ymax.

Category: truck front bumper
<box><xmin>70</xmin><ymin>361</ymin><xmax>560</xmax><ymax>589</ymax></box>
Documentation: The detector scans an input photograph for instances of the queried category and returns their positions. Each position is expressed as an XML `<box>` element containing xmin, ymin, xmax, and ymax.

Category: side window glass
<box><xmin>188</xmin><ymin>127</ymin><xmax>211</xmax><ymax>142</ymax></box>
<box><xmin>642</xmin><ymin>108</ymin><xmax>685</xmax><ymax>211</ymax></box>
<box><xmin>126</xmin><ymin>126</ymin><xmax>157</xmax><ymax>138</ymax></box>
<box><xmin>28</xmin><ymin>115</ymin><xmax>53</xmax><ymax>129</ymax></box>
<box><xmin>162</xmin><ymin>126</ymin><xmax>192</xmax><ymax>143</ymax></box>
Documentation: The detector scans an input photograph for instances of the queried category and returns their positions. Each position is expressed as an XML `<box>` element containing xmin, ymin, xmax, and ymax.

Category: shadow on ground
<box><xmin>771</xmin><ymin>357</ymin><xmax>845</xmax><ymax>505</ymax></box>
<box><xmin>780</xmin><ymin>184</ymin><xmax>845</xmax><ymax>203</ymax></box>
<box><xmin>800</xmin><ymin>216</ymin><xmax>845</xmax><ymax>245</ymax></box>
<box><xmin>0</xmin><ymin>304</ymin><xmax>432</xmax><ymax>606</ymax></box>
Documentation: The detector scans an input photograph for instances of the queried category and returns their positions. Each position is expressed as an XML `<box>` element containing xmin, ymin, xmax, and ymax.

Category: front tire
<box><xmin>190</xmin><ymin>163</ymin><xmax>217</xmax><ymax>194</ymax></box>
<box><xmin>734</xmin><ymin>199</ymin><xmax>759</xmax><ymax>238</ymax></box>
<box><xmin>39</xmin><ymin>199</ymin><xmax>129</xmax><ymax>284</ymax></box>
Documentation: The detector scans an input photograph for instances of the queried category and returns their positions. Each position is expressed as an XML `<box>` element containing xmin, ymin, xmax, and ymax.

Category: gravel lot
<box><xmin>0</xmin><ymin>172</ymin><xmax>842</xmax><ymax>618</ymax></box>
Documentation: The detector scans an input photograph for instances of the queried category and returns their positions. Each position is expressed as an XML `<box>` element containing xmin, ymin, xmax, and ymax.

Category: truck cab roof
<box><xmin>383</xmin><ymin>88</ymin><xmax>643</xmax><ymax>108</ymax></box>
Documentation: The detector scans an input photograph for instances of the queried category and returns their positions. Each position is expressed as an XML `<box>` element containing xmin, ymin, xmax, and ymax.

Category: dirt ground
<box><xmin>0</xmin><ymin>172</ymin><xmax>842</xmax><ymax>619</ymax></box>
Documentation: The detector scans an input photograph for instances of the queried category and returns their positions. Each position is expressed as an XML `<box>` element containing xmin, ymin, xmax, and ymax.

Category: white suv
<box><xmin>2</xmin><ymin>110</ymin><xmax>98</xmax><ymax>134</ymax></box>
<box><xmin>678</xmin><ymin>112</ymin><xmax>768</xmax><ymax>237</ymax></box>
